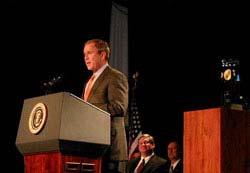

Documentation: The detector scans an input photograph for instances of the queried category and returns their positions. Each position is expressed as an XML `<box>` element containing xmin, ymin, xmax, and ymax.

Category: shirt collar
<box><xmin>171</xmin><ymin>159</ymin><xmax>181</xmax><ymax>169</ymax></box>
<box><xmin>141</xmin><ymin>152</ymin><xmax>155</xmax><ymax>164</ymax></box>
<box><xmin>93</xmin><ymin>63</ymin><xmax>108</xmax><ymax>80</ymax></box>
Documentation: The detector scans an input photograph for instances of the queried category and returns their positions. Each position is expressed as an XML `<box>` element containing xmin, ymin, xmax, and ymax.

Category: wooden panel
<box><xmin>24</xmin><ymin>152</ymin><xmax>102</xmax><ymax>173</ymax></box>
<box><xmin>62</xmin><ymin>155</ymin><xmax>102</xmax><ymax>173</ymax></box>
<box><xmin>184</xmin><ymin>108</ymin><xmax>221</xmax><ymax>173</ymax></box>
<box><xmin>184</xmin><ymin>107</ymin><xmax>250</xmax><ymax>173</ymax></box>
<box><xmin>221</xmin><ymin>109</ymin><xmax>250</xmax><ymax>173</ymax></box>
<box><xmin>24</xmin><ymin>152</ymin><xmax>62</xmax><ymax>173</ymax></box>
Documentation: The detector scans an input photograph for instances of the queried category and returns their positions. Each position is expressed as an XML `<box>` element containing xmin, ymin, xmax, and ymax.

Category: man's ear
<box><xmin>100</xmin><ymin>51</ymin><xmax>107</xmax><ymax>61</ymax></box>
<box><xmin>152</xmin><ymin>143</ymin><xmax>156</xmax><ymax>150</ymax></box>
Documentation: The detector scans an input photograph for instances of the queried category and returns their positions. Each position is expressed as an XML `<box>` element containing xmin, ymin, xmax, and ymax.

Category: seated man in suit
<box><xmin>126</xmin><ymin>134</ymin><xmax>168</xmax><ymax>173</ymax></box>
<box><xmin>167</xmin><ymin>141</ymin><xmax>183</xmax><ymax>173</ymax></box>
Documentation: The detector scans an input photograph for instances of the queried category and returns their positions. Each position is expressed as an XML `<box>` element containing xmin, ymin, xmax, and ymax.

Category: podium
<box><xmin>16</xmin><ymin>92</ymin><xmax>110</xmax><ymax>173</ymax></box>
<box><xmin>184</xmin><ymin>107</ymin><xmax>250</xmax><ymax>173</ymax></box>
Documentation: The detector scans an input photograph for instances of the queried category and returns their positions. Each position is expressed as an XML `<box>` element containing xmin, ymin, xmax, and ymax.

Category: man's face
<box><xmin>168</xmin><ymin>142</ymin><xmax>178</xmax><ymax>161</ymax></box>
<box><xmin>138</xmin><ymin>137</ymin><xmax>155</xmax><ymax>155</ymax></box>
<box><xmin>83</xmin><ymin>43</ymin><xmax>104</xmax><ymax>72</ymax></box>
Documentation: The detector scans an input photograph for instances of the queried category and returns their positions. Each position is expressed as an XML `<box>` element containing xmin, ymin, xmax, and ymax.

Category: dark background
<box><xmin>2</xmin><ymin>0</ymin><xmax>249</xmax><ymax>172</ymax></box>
<box><xmin>130</xmin><ymin>0</ymin><xmax>250</xmax><ymax>157</ymax></box>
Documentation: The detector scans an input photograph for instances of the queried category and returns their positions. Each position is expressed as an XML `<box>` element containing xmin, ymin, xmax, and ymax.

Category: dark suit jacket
<box><xmin>167</xmin><ymin>160</ymin><xmax>183</xmax><ymax>173</ymax></box>
<box><xmin>84</xmin><ymin>65</ymin><xmax>129</xmax><ymax>161</ymax></box>
<box><xmin>127</xmin><ymin>155</ymin><xmax>168</xmax><ymax>173</ymax></box>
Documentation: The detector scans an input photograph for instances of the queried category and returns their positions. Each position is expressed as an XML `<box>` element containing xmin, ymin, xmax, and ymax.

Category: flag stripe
<box><xmin>128</xmin><ymin>131</ymin><xmax>142</xmax><ymax>159</ymax></box>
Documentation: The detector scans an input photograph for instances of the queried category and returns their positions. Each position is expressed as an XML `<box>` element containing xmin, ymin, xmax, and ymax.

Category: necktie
<box><xmin>169</xmin><ymin>165</ymin><xmax>173</xmax><ymax>173</ymax></box>
<box><xmin>136</xmin><ymin>159</ymin><xmax>145</xmax><ymax>173</ymax></box>
<box><xmin>84</xmin><ymin>75</ymin><xmax>95</xmax><ymax>101</ymax></box>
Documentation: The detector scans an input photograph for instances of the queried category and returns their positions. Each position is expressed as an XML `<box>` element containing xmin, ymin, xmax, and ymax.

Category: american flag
<box><xmin>128</xmin><ymin>72</ymin><xmax>142</xmax><ymax>159</ymax></box>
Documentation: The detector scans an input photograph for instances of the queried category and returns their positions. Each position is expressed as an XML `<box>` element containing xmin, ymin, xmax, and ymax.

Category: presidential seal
<box><xmin>29</xmin><ymin>103</ymin><xmax>47</xmax><ymax>134</ymax></box>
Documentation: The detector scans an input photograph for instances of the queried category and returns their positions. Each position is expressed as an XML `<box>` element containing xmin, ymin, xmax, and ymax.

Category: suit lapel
<box><xmin>173</xmin><ymin>160</ymin><xmax>182</xmax><ymax>173</ymax></box>
<box><xmin>142</xmin><ymin>155</ymin><xmax>157</xmax><ymax>172</ymax></box>
<box><xmin>87</xmin><ymin>66</ymin><xmax>110</xmax><ymax>101</ymax></box>
<box><xmin>132</xmin><ymin>158</ymin><xmax>141</xmax><ymax>172</ymax></box>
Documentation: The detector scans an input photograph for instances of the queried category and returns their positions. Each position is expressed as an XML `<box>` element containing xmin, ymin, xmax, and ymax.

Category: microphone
<box><xmin>43</xmin><ymin>75</ymin><xmax>63</xmax><ymax>87</ymax></box>
<box><xmin>41</xmin><ymin>74</ymin><xmax>64</xmax><ymax>95</ymax></box>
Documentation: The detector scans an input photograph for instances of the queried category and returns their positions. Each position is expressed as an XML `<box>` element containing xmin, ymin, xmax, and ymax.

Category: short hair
<box><xmin>168</xmin><ymin>140</ymin><xmax>182</xmax><ymax>158</ymax></box>
<box><xmin>138</xmin><ymin>134</ymin><xmax>155</xmax><ymax>144</ymax></box>
<box><xmin>84</xmin><ymin>39</ymin><xmax>110</xmax><ymax>59</ymax></box>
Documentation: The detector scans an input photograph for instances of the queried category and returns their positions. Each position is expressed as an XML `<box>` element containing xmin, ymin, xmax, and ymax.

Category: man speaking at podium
<box><xmin>82</xmin><ymin>39</ymin><xmax>129</xmax><ymax>173</ymax></box>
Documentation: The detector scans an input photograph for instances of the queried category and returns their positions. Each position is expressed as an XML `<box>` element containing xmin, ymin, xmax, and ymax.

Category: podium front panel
<box><xmin>16</xmin><ymin>92</ymin><xmax>110</xmax><ymax>157</ymax></box>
